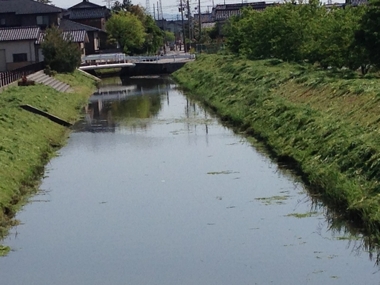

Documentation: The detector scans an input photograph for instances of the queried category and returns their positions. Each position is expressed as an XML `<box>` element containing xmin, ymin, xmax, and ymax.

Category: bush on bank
<box><xmin>173</xmin><ymin>54</ymin><xmax>380</xmax><ymax>239</ymax></box>
<box><xmin>0</xmin><ymin>71</ymin><xmax>96</xmax><ymax>254</ymax></box>
<box><xmin>224</xmin><ymin>0</ymin><xmax>380</xmax><ymax>74</ymax></box>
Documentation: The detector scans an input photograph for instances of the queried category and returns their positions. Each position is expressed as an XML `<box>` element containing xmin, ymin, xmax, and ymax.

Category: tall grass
<box><xmin>173</xmin><ymin>54</ymin><xmax>380</xmax><ymax>241</ymax></box>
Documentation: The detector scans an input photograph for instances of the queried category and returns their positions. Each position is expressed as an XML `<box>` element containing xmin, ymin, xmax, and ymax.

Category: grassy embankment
<box><xmin>0</xmin><ymin>71</ymin><xmax>96</xmax><ymax>255</ymax></box>
<box><xmin>173</xmin><ymin>54</ymin><xmax>380</xmax><ymax>240</ymax></box>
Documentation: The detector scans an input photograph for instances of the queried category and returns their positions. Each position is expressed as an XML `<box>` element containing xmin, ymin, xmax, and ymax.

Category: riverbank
<box><xmin>173</xmin><ymin>54</ymin><xmax>380</xmax><ymax>241</ymax></box>
<box><xmin>0</xmin><ymin>70</ymin><xmax>96</xmax><ymax>255</ymax></box>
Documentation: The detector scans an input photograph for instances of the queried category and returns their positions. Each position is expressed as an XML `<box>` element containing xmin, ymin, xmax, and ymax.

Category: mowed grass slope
<box><xmin>173</xmin><ymin>54</ymin><xmax>380</xmax><ymax>239</ymax></box>
<box><xmin>0</xmin><ymin>71</ymin><xmax>95</xmax><ymax>249</ymax></box>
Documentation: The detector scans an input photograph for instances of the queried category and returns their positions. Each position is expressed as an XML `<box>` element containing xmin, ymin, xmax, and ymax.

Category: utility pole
<box><xmin>198</xmin><ymin>0</ymin><xmax>201</xmax><ymax>42</ymax></box>
<box><xmin>157</xmin><ymin>1</ymin><xmax>160</xmax><ymax>20</ymax></box>
<box><xmin>187</xmin><ymin>0</ymin><xmax>191</xmax><ymax>46</ymax></box>
<box><xmin>159</xmin><ymin>0</ymin><xmax>164</xmax><ymax>21</ymax></box>
<box><xmin>179</xmin><ymin>1</ymin><xmax>187</xmax><ymax>52</ymax></box>
<box><xmin>153</xmin><ymin>3</ymin><xmax>155</xmax><ymax>19</ymax></box>
<box><xmin>146</xmin><ymin>0</ymin><xmax>150</xmax><ymax>15</ymax></box>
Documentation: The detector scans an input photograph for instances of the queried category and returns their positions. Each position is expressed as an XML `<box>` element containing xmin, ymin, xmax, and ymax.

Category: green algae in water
<box><xmin>0</xmin><ymin>245</ymin><xmax>10</xmax><ymax>256</ymax></box>
<box><xmin>207</xmin><ymin>170</ymin><xmax>239</xmax><ymax>175</ymax></box>
<box><xmin>255</xmin><ymin>195</ymin><xmax>291</xmax><ymax>205</ymax></box>
<box><xmin>285</xmin><ymin>212</ymin><xmax>319</xmax><ymax>218</ymax></box>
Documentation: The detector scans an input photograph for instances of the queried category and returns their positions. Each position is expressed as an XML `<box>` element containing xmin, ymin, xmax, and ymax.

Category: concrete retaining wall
<box><xmin>120</xmin><ymin>62</ymin><xmax>187</xmax><ymax>77</ymax></box>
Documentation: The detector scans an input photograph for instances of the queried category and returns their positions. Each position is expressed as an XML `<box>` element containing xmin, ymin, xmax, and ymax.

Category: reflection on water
<box><xmin>2</xmin><ymin>76</ymin><xmax>380</xmax><ymax>284</ymax></box>
<box><xmin>75</xmin><ymin>77</ymin><xmax>172</xmax><ymax>133</ymax></box>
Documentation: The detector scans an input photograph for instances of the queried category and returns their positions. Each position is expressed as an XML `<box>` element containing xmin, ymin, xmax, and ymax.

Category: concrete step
<box><xmin>26</xmin><ymin>71</ymin><xmax>72</xmax><ymax>93</ymax></box>
<box><xmin>27</xmin><ymin>71</ymin><xmax>45</xmax><ymax>81</ymax></box>
<box><xmin>51</xmin><ymin>80</ymin><xmax>64</xmax><ymax>90</ymax></box>
<box><xmin>55</xmin><ymin>82</ymin><xmax>70</xmax><ymax>92</ymax></box>
<box><xmin>40</xmin><ymin>76</ymin><xmax>56</xmax><ymax>86</ymax></box>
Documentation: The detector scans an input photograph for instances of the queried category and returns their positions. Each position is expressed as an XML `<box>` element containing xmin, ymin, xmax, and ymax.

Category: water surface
<box><xmin>0</xmin><ymin>77</ymin><xmax>379</xmax><ymax>285</ymax></box>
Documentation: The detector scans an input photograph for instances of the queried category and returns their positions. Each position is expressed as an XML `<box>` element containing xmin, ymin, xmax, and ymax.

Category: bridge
<box><xmin>81</xmin><ymin>52</ymin><xmax>195</xmax><ymax>64</ymax></box>
<box><xmin>79</xmin><ymin>52</ymin><xmax>195</xmax><ymax>75</ymax></box>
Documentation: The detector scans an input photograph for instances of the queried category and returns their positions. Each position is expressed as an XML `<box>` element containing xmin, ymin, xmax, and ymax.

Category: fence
<box><xmin>0</xmin><ymin>61</ymin><xmax>45</xmax><ymax>88</ymax></box>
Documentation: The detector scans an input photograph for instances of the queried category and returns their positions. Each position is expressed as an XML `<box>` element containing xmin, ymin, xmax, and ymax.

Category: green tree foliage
<box><xmin>108</xmin><ymin>2</ymin><xmax>163</xmax><ymax>55</ymax></box>
<box><xmin>354</xmin><ymin>0</ymin><xmax>380</xmax><ymax>72</ymax></box>
<box><xmin>224</xmin><ymin>2</ymin><xmax>370</xmax><ymax>72</ymax></box>
<box><xmin>106</xmin><ymin>11</ymin><xmax>146</xmax><ymax>54</ymax></box>
<box><xmin>164</xmin><ymin>31</ymin><xmax>175</xmax><ymax>43</ymax></box>
<box><xmin>111</xmin><ymin>0</ymin><xmax>133</xmax><ymax>12</ymax></box>
<box><xmin>139</xmin><ymin>14</ymin><xmax>163</xmax><ymax>54</ymax></box>
<box><xmin>41</xmin><ymin>26</ymin><xmax>81</xmax><ymax>73</ymax></box>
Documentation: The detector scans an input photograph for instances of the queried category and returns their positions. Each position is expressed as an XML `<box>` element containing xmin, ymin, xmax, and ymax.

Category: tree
<box><xmin>41</xmin><ymin>26</ymin><xmax>81</xmax><ymax>73</ymax></box>
<box><xmin>111</xmin><ymin>0</ymin><xmax>133</xmax><ymax>12</ymax></box>
<box><xmin>106</xmin><ymin>12</ymin><xmax>146</xmax><ymax>54</ymax></box>
<box><xmin>354</xmin><ymin>0</ymin><xmax>380</xmax><ymax>73</ymax></box>
<box><xmin>164</xmin><ymin>31</ymin><xmax>175</xmax><ymax>43</ymax></box>
<box><xmin>140</xmin><ymin>15</ymin><xmax>163</xmax><ymax>54</ymax></box>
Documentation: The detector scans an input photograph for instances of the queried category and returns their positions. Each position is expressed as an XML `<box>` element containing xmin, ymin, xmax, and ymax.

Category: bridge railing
<box><xmin>82</xmin><ymin>53</ymin><xmax>195</xmax><ymax>64</ymax></box>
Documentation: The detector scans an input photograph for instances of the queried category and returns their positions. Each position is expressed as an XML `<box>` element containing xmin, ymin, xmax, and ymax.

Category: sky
<box><xmin>52</xmin><ymin>0</ymin><xmax>344</xmax><ymax>20</ymax></box>
<box><xmin>52</xmin><ymin>0</ymin><xmax>276</xmax><ymax>19</ymax></box>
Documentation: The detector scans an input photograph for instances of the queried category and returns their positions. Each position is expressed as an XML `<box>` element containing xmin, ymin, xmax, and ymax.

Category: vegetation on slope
<box><xmin>173</xmin><ymin>54</ymin><xmax>380</xmax><ymax>240</ymax></box>
<box><xmin>0</xmin><ymin>71</ymin><xmax>95</xmax><ymax>254</ymax></box>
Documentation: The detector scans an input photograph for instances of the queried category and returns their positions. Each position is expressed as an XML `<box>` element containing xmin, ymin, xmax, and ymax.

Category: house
<box><xmin>345</xmin><ymin>0</ymin><xmax>368</xmax><ymax>5</ymax></box>
<box><xmin>0</xmin><ymin>26</ymin><xmax>41</xmax><ymax>71</ymax></box>
<box><xmin>64</xmin><ymin>0</ymin><xmax>110</xmax><ymax>50</ymax></box>
<box><xmin>0</xmin><ymin>0</ymin><xmax>62</xmax><ymax>29</ymax></box>
<box><xmin>0</xmin><ymin>25</ymin><xmax>89</xmax><ymax>72</ymax></box>
<box><xmin>212</xmin><ymin>2</ymin><xmax>271</xmax><ymax>22</ymax></box>
<box><xmin>35</xmin><ymin>29</ymin><xmax>89</xmax><ymax>62</ymax></box>
<box><xmin>193</xmin><ymin>12</ymin><xmax>215</xmax><ymax>29</ymax></box>
<box><xmin>0</xmin><ymin>0</ymin><xmax>99</xmax><ymax>71</ymax></box>
<box><xmin>59</xmin><ymin>18</ymin><xmax>103</xmax><ymax>55</ymax></box>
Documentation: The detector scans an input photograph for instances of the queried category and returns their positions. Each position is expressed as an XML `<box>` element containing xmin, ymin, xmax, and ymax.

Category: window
<box><xmin>0</xmin><ymin>18</ymin><xmax>5</xmax><ymax>26</ymax></box>
<box><xmin>36</xmin><ymin>15</ymin><xmax>49</xmax><ymax>27</ymax></box>
<box><xmin>13</xmin><ymin>53</ymin><xmax>27</xmax><ymax>62</ymax></box>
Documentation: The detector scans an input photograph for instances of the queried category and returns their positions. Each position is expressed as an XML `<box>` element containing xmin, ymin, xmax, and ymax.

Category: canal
<box><xmin>0</xmin><ymin>76</ymin><xmax>379</xmax><ymax>284</ymax></box>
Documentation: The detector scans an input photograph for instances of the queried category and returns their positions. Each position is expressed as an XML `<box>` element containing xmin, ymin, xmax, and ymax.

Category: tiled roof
<box><xmin>68</xmin><ymin>8</ymin><xmax>108</xmax><ymax>20</ymax></box>
<box><xmin>63</xmin><ymin>30</ymin><xmax>88</xmax><ymax>43</ymax></box>
<box><xmin>69</xmin><ymin>0</ymin><xmax>105</xmax><ymax>10</ymax></box>
<box><xmin>0</xmin><ymin>26</ymin><xmax>40</xmax><ymax>41</ymax></box>
<box><xmin>36</xmin><ymin>29</ymin><xmax>88</xmax><ymax>44</ymax></box>
<box><xmin>59</xmin><ymin>18</ymin><xmax>102</xmax><ymax>32</ymax></box>
<box><xmin>0</xmin><ymin>0</ymin><xmax>62</xmax><ymax>15</ymax></box>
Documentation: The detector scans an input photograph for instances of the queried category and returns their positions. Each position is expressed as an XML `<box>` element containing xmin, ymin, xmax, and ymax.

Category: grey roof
<box><xmin>59</xmin><ymin>18</ymin><xmax>102</xmax><ymax>32</ymax></box>
<box><xmin>0</xmin><ymin>0</ymin><xmax>62</xmax><ymax>15</ymax></box>
<box><xmin>214</xmin><ymin>2</ymin><xmax>267</xmax><ymax>10</ymax></box>
<box><xmin>68</xmin><ymin>8</ymin><xmax>108</xmax><ymax>19</ymax></box>
<box><xmin>63</xmin><ymin>30</ymin><xmax>88</xmax><ymax>43</ymax></box>
<box><xmin>69</xmin><ymin>0</ymin><xmax>105</xmax><ymax>10</ymax></box>
<box><xmin>0</xmin><ymin>26</ymin><xmax>40</xmax><ymax>41</ymax></box>
<box><xmin>36</xmin><ymin>29</ymin><xmax>88</xmax><ymax>44</ymax></box>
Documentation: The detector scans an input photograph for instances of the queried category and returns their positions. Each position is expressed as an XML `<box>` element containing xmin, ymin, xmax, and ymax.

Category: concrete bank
<box><xmin>172</xmin><ymin>54</ymin><xmax>380</xmax><ymax>241</ymax></box>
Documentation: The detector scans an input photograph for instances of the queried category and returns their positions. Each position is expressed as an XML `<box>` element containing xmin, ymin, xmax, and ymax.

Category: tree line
<box><xmin>224</xmin><ymin>0</ymin><xmax>380</xmax><ymax>74</ymax></box>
